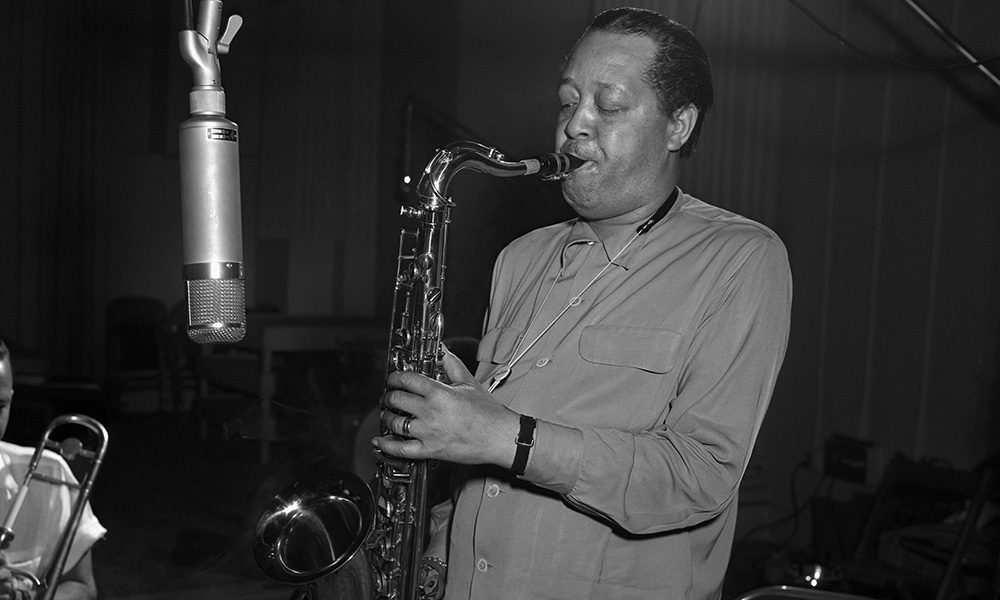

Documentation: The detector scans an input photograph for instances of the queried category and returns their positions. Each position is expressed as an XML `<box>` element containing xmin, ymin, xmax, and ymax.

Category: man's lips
<box><xmin>561</xmin><ymin>146</ymin><xmax>599</xmax><ymax>165</ymax></box>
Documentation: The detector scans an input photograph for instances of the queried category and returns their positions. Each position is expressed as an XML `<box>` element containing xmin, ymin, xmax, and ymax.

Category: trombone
<box><xmin>0</xmin><ymin>414</ymin><xmax>109</xmax><ymax>600</ymax></box>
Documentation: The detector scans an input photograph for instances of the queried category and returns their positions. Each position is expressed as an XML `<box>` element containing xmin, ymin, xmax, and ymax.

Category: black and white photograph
<box><xmin>0</xmin><ymin>1</ymin><xmax>997</xmax><ymax>599</ymax></box>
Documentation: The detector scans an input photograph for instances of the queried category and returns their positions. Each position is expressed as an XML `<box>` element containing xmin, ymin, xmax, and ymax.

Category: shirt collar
<box><xmin>561</xmin><ymin>187</ymin><xmax>681</xmax><ymax>270</ymax></box>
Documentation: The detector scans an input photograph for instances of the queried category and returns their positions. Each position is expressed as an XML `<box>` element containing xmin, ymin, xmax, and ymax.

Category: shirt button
<box><xmin>486</xmin><ymin>483</ymin><xmax>500</xmax><ymax>498</ymax></box>
<box><xmin>476</xmin><ymin>558</ymin><xmax>489</xmax><ymax>572</ymax></box>
<box><xmin>535</xmin><ymin>357</ymin><xmax>549</xmax><ymax>368</ymax></box>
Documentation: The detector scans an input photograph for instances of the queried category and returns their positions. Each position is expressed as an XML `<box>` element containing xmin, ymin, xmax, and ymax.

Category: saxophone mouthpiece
<box><xmin>522</xmin><ymin>153</ymin><xmax>585</xmax><ymax>181</ymax></box>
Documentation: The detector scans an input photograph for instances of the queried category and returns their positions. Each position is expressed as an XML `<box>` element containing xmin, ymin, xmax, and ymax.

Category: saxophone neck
<box><xmin>414</xmin><ymin>141</ymin><xmax>583</xmax><ymax>211</ymax></box>
<box><xmin>415</xmin><ymin>141</ymin><xmax>519</xmax><ymax>210</ymax></box>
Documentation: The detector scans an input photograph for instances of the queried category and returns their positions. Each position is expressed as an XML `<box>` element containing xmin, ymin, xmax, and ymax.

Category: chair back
<box><xmin>848</xmin><ymin>453</ymin><xmax>997</xmax><ymax>600</ymax></box>
<box><xmin>105</xmin><ymin>296</ymin><xmax>170</xmax><ymax>408</ymax></box>
<box><xmin>106</xmin><ymin>296</ymin><xmax>168</xmax><ymax>373</ymax></box>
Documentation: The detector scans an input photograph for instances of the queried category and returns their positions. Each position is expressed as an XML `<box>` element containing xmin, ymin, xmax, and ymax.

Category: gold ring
<box><xmin>401</xmin><ymin>416</ymin><xmax>413</xmax><ymax>437</ymax></box>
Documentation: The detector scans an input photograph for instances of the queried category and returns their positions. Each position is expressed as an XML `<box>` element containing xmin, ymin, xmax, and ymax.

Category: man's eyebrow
<box><xmin>558</xmin><ymin>77</ymin><xmax>626</xmax><ymax>93</ymax></box>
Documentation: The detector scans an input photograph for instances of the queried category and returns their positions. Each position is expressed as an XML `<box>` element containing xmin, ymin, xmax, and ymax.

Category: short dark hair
<box><xmin>586</xmin><ymin>7</ymin><xmax>713</xmax><ymax>157</ymax></box>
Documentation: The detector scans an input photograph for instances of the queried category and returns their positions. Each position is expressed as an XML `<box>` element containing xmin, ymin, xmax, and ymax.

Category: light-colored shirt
<box><xmin>0</xmin><ymin>440</ymin><xmax>106</xmax><ymax>579</ymax></box>
<box><xmin>431</xmin><ymin>190</ymin><xmax>791</xmax><ymax>599</ymax></box>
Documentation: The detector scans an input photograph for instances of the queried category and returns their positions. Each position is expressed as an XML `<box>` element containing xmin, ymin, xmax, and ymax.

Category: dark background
<box><xmin>1</xmin><ymin>1</ymin><xmax>998</xmax><ymax>598</ymax></box>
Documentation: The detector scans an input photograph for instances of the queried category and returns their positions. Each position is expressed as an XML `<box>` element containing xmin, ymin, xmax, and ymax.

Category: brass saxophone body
<box><xmin>253</xmin><ymin>141</ymin><xmax>581</xmax><ymax>600</ymax></box>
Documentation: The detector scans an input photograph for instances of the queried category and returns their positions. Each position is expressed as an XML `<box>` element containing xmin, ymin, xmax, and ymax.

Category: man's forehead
<box><xmin>561</xmin><ymin>32</ymin><xmax>654</xmax><ymax>85</ymax></box>
<box><xmin>572</xmin><ymin>30</ymin><xmax>655</xmax><ymax>57</ymax></box>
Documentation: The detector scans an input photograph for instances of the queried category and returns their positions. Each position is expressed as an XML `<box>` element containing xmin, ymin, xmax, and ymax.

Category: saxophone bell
<box><xmin>252</xmin><ymin>472</ymin><xmax>375</xmax><ymax>585</ymax></box>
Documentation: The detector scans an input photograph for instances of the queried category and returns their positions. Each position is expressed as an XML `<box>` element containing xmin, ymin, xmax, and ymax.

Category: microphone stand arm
<box><xmin>899</xmin><ymin>0</ymin><xmax>1000</xmax><ymax>91</ymax></box>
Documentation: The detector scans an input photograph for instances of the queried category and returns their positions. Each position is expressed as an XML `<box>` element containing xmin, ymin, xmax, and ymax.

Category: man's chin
<box><xmin>561</xmin><ymin>179</ymin><xmax>602</xmax><ymax>215</ymax></box>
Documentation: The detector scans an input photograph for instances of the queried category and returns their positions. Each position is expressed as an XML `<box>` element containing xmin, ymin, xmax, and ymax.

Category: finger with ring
<box><xmin>401</xmin><ymin>415</ymin><xmax>413</xmax><ymax>437</ymax></box>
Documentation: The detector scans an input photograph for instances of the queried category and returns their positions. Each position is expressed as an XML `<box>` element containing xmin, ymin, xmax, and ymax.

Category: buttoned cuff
<box><xmin>520</xmin><ymin>420</ymin><xmax>583</xmax><ymax>495</ymax></box>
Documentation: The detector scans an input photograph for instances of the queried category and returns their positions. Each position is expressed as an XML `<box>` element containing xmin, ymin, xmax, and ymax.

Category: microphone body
<box><xmin>179</xmin><ymin>0</ymin><xmax>246</xmax><ymax>343</ymax></box>
<box><xmin>179</xmin><ymin>113</ymin><xmax>245</xmax><ymax>343</ymax></box>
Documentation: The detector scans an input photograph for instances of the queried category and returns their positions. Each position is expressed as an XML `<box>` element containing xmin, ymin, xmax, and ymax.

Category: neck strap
<box><xmin>636</xmin><ymin>187</ymin><xmax>678</xmax><ymax>235</ymax></box>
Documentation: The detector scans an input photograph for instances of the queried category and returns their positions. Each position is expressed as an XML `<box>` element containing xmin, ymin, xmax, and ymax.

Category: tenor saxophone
<box><xmin>253</xmin><ymin>141</ymin><xmax>581</xmax><ymax>600</ymax></box>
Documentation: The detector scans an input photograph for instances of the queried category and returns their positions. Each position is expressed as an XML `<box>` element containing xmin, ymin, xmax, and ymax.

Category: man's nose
<box><xmin>562</xmin><ymin>104</ymin><xmax>594</xmax><ymax>139</ymax></box>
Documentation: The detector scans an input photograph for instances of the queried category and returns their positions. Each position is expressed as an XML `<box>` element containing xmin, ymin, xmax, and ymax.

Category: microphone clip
<box><xmin>179</xmin><ymin>0</ymin><xmax>243</xmax><ymax>116</ymax></box>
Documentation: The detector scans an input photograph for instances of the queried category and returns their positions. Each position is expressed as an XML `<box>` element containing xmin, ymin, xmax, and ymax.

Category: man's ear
<box><xmin>666</xmin><ymin>104</ymin><xmax>699</xmax><ymax>152</ymax></box>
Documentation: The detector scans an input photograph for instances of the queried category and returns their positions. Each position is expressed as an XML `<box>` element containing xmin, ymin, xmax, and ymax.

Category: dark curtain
<box><xmin>0</xmin><ymin>2</ymin><xmax>103</xmax><ymax>375</ymax></box>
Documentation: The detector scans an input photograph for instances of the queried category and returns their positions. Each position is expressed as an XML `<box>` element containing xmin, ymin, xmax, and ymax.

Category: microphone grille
<box><xmin>187</xmin><ymin>278</ymin><xmax>247</xmax><ymax>344</ymax></box>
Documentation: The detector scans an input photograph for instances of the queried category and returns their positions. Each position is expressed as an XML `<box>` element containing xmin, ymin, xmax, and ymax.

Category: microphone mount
<box><xmin>180</xmin><ymin>0</ymin><xmax>243</xmax><ymax>116</ymax></box>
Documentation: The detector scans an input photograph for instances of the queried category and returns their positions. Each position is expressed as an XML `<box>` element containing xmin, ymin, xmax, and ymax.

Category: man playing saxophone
<box><xmin>0</xmin><ymin>342</ymin><xmax>105</xmax><ymax>600</ymax></box>
<box><xmin>376</xmin><ymin>7</ymin><xmax>791</xmax><ymax>599</ymax></box>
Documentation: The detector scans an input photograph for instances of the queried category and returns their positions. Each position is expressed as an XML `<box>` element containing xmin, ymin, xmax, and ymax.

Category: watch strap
<box><xmin>511</xmin><ymin>414</ymin><xmax>536</xmax><ymax>477</ymax></box>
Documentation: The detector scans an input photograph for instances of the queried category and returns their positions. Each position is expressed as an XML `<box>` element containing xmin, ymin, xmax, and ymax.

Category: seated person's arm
<box><xmin>51</xmin><ymin>550</ymin><xmax>97</xmax><ymax>600</ymax></box>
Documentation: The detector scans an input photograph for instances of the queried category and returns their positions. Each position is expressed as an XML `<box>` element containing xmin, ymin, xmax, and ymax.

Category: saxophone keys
<box><xmin>377</xmin><ymin>495</ymin><xmax>394</xmax><ymax>520</ymax></box>
<box><xmin>417</xmin><ymin>253</ymin><xmax>435</xmax><ymax>271</ymax></box>
<box><xmin>400</xmin><ymin>205</ymin><xmax>423</xmax><ymax>219</ymax></box>
<box><xmin>393</xmin><ymin>327</ymin><xmax>412</xmax><ymax>347</ymax></box>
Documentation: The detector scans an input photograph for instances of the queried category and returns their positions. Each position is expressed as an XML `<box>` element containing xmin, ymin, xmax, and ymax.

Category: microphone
<box><xmin>178</xmin><ymin>1</ymin><xmax>245</xmax><ymax>343</ymax></box>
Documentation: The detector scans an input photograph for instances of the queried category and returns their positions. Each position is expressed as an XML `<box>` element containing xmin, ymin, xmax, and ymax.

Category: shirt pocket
<box><xmin>477</xmin><ymin>326</ymin><xmax>522</xmax><ymax>365</ymax></box>
<box><xmin>578</xmin><ymin>325</ymin><xmax>682</xmax><ymax>374</ymax></box>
